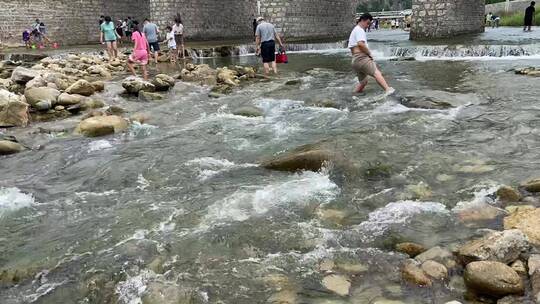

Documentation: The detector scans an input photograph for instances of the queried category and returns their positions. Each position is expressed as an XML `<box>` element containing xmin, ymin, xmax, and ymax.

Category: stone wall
<box><xmin>0</xmin><ymin>0</ymin><xmax>148</xmax><ymax>46</ymax></box>
<box><xmin>410</xmin><ymin>0</ymin><xmax>485</xmax><ymax>40</ymax></box>
<box><xmin>485</xmin><ymin>0</ymin><xmax>531</xmax><ymax>14</ymax></box>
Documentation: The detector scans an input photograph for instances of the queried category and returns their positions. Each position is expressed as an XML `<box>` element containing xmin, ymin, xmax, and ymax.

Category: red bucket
<box><xmin>276</xmin><ymin>51</ymin><xmax>288</xmax><ymax>64</ymax></box>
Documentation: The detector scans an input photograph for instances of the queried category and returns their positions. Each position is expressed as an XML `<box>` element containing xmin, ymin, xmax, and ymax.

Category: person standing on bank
<box><xmin>524</xmin><ymin>1</ymin><xmax>536</xmax><ymax>32</ymax></box>
<box><xmin>255</xmin><ymin>17</ymin><xmax>284</xmax><ymax>75</ymax></box>
<box><xmin>349</xmin><ymin>13</ymin><xmax>394</xmax><ymax>95</ymax></box>
<box><xmin>100</xmin><ymin>16</ymin><xmax>121</xmax><ymax>61</ymax></box>
<box><xmin>143</xmin><ymin>18</ymin><xmax>160</xmax><ymax>64</ymax></box>
<box><xmin>172</xmin><ymin>16</ymin><xmax>185</xmax><ymax>59</ymax></box>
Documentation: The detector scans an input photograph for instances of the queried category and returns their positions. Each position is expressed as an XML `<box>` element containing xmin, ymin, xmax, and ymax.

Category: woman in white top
<box><xmin>172</xmin><ymin>16</ymin><xmax>185</xmax><ymax>59</ymax></box>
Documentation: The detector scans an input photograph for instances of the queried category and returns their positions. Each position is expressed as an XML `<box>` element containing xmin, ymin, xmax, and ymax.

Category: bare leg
<box><xmin>112</xmin><ymin>41</ymin><xmax>118</xmax><ymax>59</ymax></box>
<box><xmin>141</xmin><ymin>65</ymin><xmax>149</xmax><ymax>80</ymax></box>
<box><xmin>127</xmin><ymin>61</ymin><xmax>137</xmax><ymax>77</ymax></box>
<box><xmin>373</xmin><ymin>68</ymin><xmax>392</xmax><ymax>92</ymax></box>
<box><xmin>263</xmin><ymin>63</ymin><xmax>270</xmax><ymax>75</ymax></box>
<box><xmin>271</xmin><ymin>61</ymin><xmax>278</xmax><ymax>74</ymax></box>
<box><xmin>355</xmin><ymin>79</ymin><xmax>368</xmax><ymax>93</ymax></box>
<box><xmin>154</xmin><ymin>51</ymin><xmax>159</xmax><ymax>64</ymax></box>
<box><xmin>107</xmin><ymin>43</ymin><xmax>113</xmax><ymax>61</ymax></box>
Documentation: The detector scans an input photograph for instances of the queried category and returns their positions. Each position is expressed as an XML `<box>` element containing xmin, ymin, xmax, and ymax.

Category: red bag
<box><xmin>276</xmin><ymin>51</ymin><xmax>288</xmax><ymax>64</ymax></box>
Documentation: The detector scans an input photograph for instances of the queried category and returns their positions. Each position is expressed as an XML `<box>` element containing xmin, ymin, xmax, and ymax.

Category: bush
<box><xmin>500</xmin><ymin>12</ymin><xmax>540</xmax><ymax>26</ymax></box>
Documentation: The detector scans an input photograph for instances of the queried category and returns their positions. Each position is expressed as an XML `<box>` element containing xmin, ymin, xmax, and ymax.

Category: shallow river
<box><xmin>1</xmin><ymin>28</ymin><xmax>540</xmax><ymax>303</ymax></box>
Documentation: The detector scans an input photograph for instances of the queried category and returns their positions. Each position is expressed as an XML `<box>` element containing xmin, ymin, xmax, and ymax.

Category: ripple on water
<box><xmin>0</xmin><ymin>187</ymin><xmax>36</xmax><ymax>218</ymax></box>
<box><xmin>185</xmin><ymin>157</ymin><xmax>258</xmax><ymax>181</ymax></box>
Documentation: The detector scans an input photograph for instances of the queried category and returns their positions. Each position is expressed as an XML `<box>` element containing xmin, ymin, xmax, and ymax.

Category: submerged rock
<box><xmin>91</xmin><ymin>81</ymin><xmax>105</xmax><ymax>92</ymax></box>
<box><xmin>75</xmin><ymin>115</ymin><xmax>128</xmax><ymax>137</ymax></box>
<box><xmin>66</xmin><ymin>79</ymin><xmax>95</xmax><ymax>96</ymax></box>
<box><xmin>138</xmin><ymin>91</ymin><xmax>164</xmax><ymax>102</ymax></box>
<box><xmin>395</xmin><ymin>242</ymin><xmax>427</xmax><ymax>258</ymax></box>
<box><xmin>322</xmin><ymin>274</ymin><xmax>351</xmax><ymax>296</ymax></box>
<box><xmin>415</xmin><ymin>246</ymin><xmax>455</xmax><ymax>269</ymax></box>
<box><xmin>262</xmin><ymin>149</ymin><xmax>333</xmax><ymax>172</ymax></box>
<box><xmin>504</xmin><ymin>207</ymin><xmax>540</xmax><ymax>248</ymax></box>
<box><xmin>232</xmin><ymin>106</ymin><xmax>264</xmax><ymax>117</ymax></box>
<box><xmin>401</xmin><ymin>259</ymin><xmax>432</xmax><ymax>287</ymax></box>
<box><xmin>400</xmin><ymin>96</ymin><xmax>453</xmax><ymax>110</ymax></box>
<box><xmin>496</xmin><ymin>186</ymin><xmax>521</xmax><ymax>203</ymax></box>
<box><xmin>122</xmin><ymin>77</ymin><xmax>156</xmax><ymax>95</ymax></box>
<box><xmin>0</xmin><ymin>140</ymin><xmax>25</xmax><ymax>155</ymax></box>
<box><xmin>464</xmin><ymin>261</ymin><xmax>524</xmax><ymax>297</ymax></box>
<box><xmin>521</xmin><ymin>178</ymin><xmax>540</xmax><ymax>193</ymax></box>
<box><xmin>457</xmin><ymin>230</ymin><xmax>529</xmax><ymax>265</ymax></box>
<box><xmin>421</xmin><ymin>260</ymin><xmax>448</xmax><ymax>281</ymax></box>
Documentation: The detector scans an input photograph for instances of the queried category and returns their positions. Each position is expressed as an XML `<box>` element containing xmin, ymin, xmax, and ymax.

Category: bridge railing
<box><xmin>355</xmin><ymin>10</ymin><xmax>412</xmax><ymax>20</ymax></box>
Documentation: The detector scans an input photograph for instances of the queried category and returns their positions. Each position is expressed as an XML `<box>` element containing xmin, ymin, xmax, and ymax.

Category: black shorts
<box><xmin>149</xmin><ymin>41</ymin><xmax>160</xmax><ymax>52</ymax></box>
<box><xmin>261</xmin><ymin>40</ymin><xmax>276</xmax><ymax>63</ymax></box>
<box><xmin>525</xmin><ymin>17</ymin><xmax>533</xmax><ymax>26</ymax></box>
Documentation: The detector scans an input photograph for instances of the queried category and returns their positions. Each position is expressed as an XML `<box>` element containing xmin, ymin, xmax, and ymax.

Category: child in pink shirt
<box><xmin>127</xmin><ymin>21</ymin><xmax>150</xmax><ymax>80</ymax></box>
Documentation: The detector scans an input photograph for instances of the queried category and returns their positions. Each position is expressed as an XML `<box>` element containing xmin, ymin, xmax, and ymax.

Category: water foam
<box><xmin>88</xmin><ymin>139</ymin><xmax>113</xmax><ymax>152</ymax></box>
<box><xmin>202</xmin><ymin>171</ymin><xmax>339</xmax><ymax>225</ymax></box>
<box><xmin>185</xmin><ymin>157</ymin><xmax>258</xmax><ymax>181</ymax></box>
<box><xmin>115</xmin><ymin>270</ymin><xmax>155</xmax><ymax>304</ymax></box>
<box><xmin>0</xmin><ymin>187</ymin><xmax>36</xmax><ymax>217</ymax></box>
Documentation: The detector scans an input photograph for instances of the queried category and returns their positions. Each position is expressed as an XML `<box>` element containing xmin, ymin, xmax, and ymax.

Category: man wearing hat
<box><xmin>255</xmin><ymin>16</ymin><xmax>284</xmax><ymax>75</ymax></box>
<box><xmin>349</xmin><ymin>13</ymin><xmax>394</xmax><ymax>95</ymax></box>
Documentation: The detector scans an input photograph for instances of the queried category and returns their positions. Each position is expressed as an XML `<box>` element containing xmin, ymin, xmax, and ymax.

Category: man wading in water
<box><xmin>255</xmin><ymin>17</ymin><xmax>284</xmax><ymax>75</ymax></box>
<box><xmin>349</xmin><ymin>13</ymin><xmax>394</xmax><ymax>95</ymax></box>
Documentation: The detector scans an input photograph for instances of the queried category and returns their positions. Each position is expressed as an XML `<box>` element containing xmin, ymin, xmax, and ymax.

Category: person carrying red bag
<box><xmin>255</xmin><ymin>17</ymin><xmax>285</xmax><ymax>75</ymax></box>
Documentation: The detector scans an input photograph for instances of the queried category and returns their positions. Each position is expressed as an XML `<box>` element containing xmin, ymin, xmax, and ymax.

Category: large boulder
<box><xmin>179</xmin><ymin>64</ymin><xmax>217</xmax><ymax>83</ymax></box>
<box><xmin>152</xmin><ymin>74</ymin><xmax>175</xmax><ymax>91</ymax></box>
<box><xmin>24</xmin><ymin>87</ymin><xmax>60</xmax><ymax>107</ymax></box>
<box><xmin>496</xmin><ymin>186</ymin><xmax>521</xmax><ymax>203</ymax></box>
<box><xmin>0</xmin><ymin>140</ymin><xmax>25</xmax><ymax>155</ymax></box>
<box><xmin>75</xmin><ymin>115</ymin><xmax>128</xmax><ymax>137</ymax></box>
<box><xmin>464</xmin><ymin>261</ymin><xmax>524</xmax><ymax>297</ymax></box>
<box><xmin>457</xmin><ymin>230</ymin><xmax>529</xmax><ymax>265</ymax></box>
<box><xmin>217</xmin><ymin>67</ymin><xmax>239</xmax><ymax>86</ymax></box>
<box><xmin>25</xmin><ymin>76</ymin><xmax>47</xmax><ymax>90</ymax></box>
<box><xmin>122</xmin><ymin>77</ymin><xmax>155</xmax><ymax>95</ymax></box>
<box><xmin>0</xmin><ymin>100</ymin><xmax>29</xmax><ymax>127</ymax></box>
<box><xmin>57</xmin><ymin>93</ymin><xmax>84</xmax><ymax>106</ymax></box>
<box><xmin>262</xmin><ymin>149</ymin><xmax>333</xmax><ymax>172</ymax></box>
<box><xmin>504</xmin><ymin>207</ymin><xmax>540</xmax><ymax>248</ymax></box>
<box><xmin>66</xmin><ymin>80</ymin><xmax>95</xmax><ymax>96</ymax></box>
<box><xmin>11</xmin><ymin>67</ymin><xmax>39</xmax><ymax>84</ymax></box>
<box><xmin>0</xmin><ymin>89</ymin><xmax>21</xmax><ymax>110</ymax></box>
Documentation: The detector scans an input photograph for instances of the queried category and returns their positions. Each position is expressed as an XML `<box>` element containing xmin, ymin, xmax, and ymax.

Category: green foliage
<box><xmin>499</xmin><ymin>12</ymin><xmax>540</xmax><ymax>26</ymax></box>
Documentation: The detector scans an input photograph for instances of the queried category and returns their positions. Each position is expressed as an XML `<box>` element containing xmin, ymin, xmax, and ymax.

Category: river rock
<box><xmin>122</xmin><ymin>77</ymin><xmax>156</xmax><ymax>95</ymax></box>
<box><xmin>75</xmin><ymin>115</ymin><xmax>128</xmax><ymax>137</ymax></box>
<box><xmin>267</xmin><ymin>289</ymin><xmax>297</xmax><ymax>304</ymax></box>
<box><xmin>464</xmin><ymin>261</ymin><xmax>524</xmax><ymax>297</ymax></box>
<box><xmin>457</xmin><ymin>230</ymin><xmax>529</xmax><ymax>265</ymax></box>
<box><xmin>520</xmin><ymin>178</ymin><xmax>540</xmax><ymax>192</ymax></box>
<box><xmin>529</xmin><ymin>255</ymin><xmax>540</xmax><ymax>303</ymax></box>
<box><xmin>66</xmin><ymin>80</ymin><xmax>95</xmax><ymax>96</ymax></box>
<box><xmin>0</xmin><ymin>140</ymin><xmax>25</xmax><ymax>155</ymax></box>
<box><xmin>504</xmin><ymin>207</ymin><xmax>540</xmax><ymax>247</ymax></box>
<box><xmin>395</xmin><ymin>242</ymin><xmax>427</xmax><ymax>258</ymax></box>
<box><xmin>24</xmin><ymin>87</ymin><xmax>60</xmax><ymax>107</ymax></box>
<box><xmin>130</xmin><ymin>113</ymin><xmax>150</xmax><ymax>124</ymax></box>
<box><xmin>415</xmin><ymin>246</ymin><xmax>456</xmax><ymax>269</ymax></box>
<box><xmin>138</xmin><ymin>91</ymin><xmax>164</xmax><ymax>102</ymax></box>
<box><xmin>510</xmin><ymin>260</ymin><xmax>527</xmax><ymax>276</ymax></box>
<box><xmin>401</xmin><ymin>96</ymin><xmax>453</xmax><ymax>110</ymax></box>
<box><xmin>421</xmin><ymin>260</ymin><xmax>448</xmax><ymax>281</ymax></box>
<box><xmin>91</xmin><ymin>81</ymin><xmax>105</xmax><ymax>92</ymax></box>
<box><xmin>262</xmin><ymin>149</ymin><xmax>333</xmax><ymax>172</ymax></box>
<box><xmin>152</xmin><ymin>74</ymin><xmax>175</xmax><ymax>91</ymax></box>
<box><xmin>216</xmin><ymin>67</ymin><xmax>239</xmax><ymax>86</ymax></box>
<box><xmin>232</xmin><ymin>106</ymin><xmax>264</xmax><ymax>117</ymax></box>
<box><xmin>0</xmin><ymin>89</ymin><xmax>21</xmax><ymax>109</ymax></box>
<box><xmin>34</xmin><ymin>100</ymin><xmax>52</xmax><ymax>111</ymax></box>
<box><xmin>496</xmin><ymin>186</ymin><xmax>521</xmax><ymax>203</ymax></box>
<box><xmin>106</xmin><ymin>106</ymin><xmax>125</xmax><ymax>115</ymax></box>
<box><xmin>317</xmin><ymin>208</ymin><xmax>347</xmax><ymax>225</ymax></box>
<box><xmin>180</xmin><ymin>64</ymin><xmax>217</xmax><ymax>83</ymax></box>
<box><xmin>81</xmin><ymin>99</ymin><xmax>105</xmax><ymax>110</ymax></box>
<box><xmin>142</xmin><ymin>282</ymin><xmax>200</xmax><ymax>304</ymax></box>
<box><xmin>11</xmin><ymin>67</ymin><xmax>39</xmax><ymax>84</ymax></box>
<box><xmin>57</xmin><ymin>93</ymin><xmax>84</xmax><ymax>106</ymax></box>
<box><xmin>25</xmin><ymin>76</ymin><xmax>47</xmax><ymax>89</ymax></box>
<box><xmin>401</xmin><ymin>259</ymin><xmax>432</xmax><ymax>286</ymax></box>
<box><xmin>322</xmin><ymin>274</ymin><xmax>351</xmax><ymax>296</ymax></box>
<box><xmin>0</xmin><ymin>100</ymin><xmax>29</xmax><ymax>127</ymax></box>
<box><xmin>455</xmin><ymin>202</ymin><xmax>507</xmax><ymax>225</ymax></box>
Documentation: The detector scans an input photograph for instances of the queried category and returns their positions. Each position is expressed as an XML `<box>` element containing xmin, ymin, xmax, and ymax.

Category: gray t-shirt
<box><xmin>143</xmin><ymin>22</ymin><xmax>159</xmax><ymax>43</ymax></box>
<box><xmin>256</xmin><ymin>22</ymin><xmax>277</xmax><ymax>43</ymax></box>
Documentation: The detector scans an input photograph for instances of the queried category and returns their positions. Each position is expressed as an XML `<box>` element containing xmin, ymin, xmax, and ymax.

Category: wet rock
<box><xmin>0</xmin><ymin>78</ymin><xmax>13</xmax><ymax>90</ymax></box>
<box><xmin>510</xmin><ymin>260</ymin><xmax>527</xmax><ymax>276</ymax></box>
<box><xmin>211</xmin><ymin>84</ymin><xmax>233</xmax><ymax>95</ymax></box>
<box><xmin>529</xmin><ymin>255</ymin><xmax>540</xmax><ymax>303</ymax></box>
<box><xmin>24</xmin><ymin>87</ymin><xmax>60</xmax><ymax>107</ymax></box>
<box><xmin>122</xmin><ymin>77</ymin><xmax>156</xmax><ymax>95</ymax></box>
<box><xmin>142</xmin><ymin>282</ymin><xmax>201</xmax><ymax>304</ymax></box>
<box><xmin>34</xmin><ymin>100</ymin><xmax>52</xmax><ymax>111</ymax></box>
<box><xmin>11</xmin><ymin>67</ymin><xmax>39</xmax><ymax>84</ymax></box>
<box><xmin>75</xmin><ymin>115</ymin><xmax>128</xmax><ymax>137</ymax></box>
<box><xmin>372</xmin><ymin>299</ymin><xmax>406</xmax><ymax>304</ymax></box>
<box><xmin>91</xmin><ymin>81</ymin><xmax>105</xmax><ymax>92</ymax></box>
<box><xmin>401</xmin><ymin>259</ymin><xmax>432</xmax><ymax>287</ymax></box>
<box><xmin>232</xmin><ymin>106</ymin><xmax>264</xmax><ymax>117</ymax></box>
<box><xmin>496</xmin><ymin>186</ymin><xmax>521</xmax><ymax>203</ymax></box>
<box><xmin>267</xmin><ymin>289</ymin><xmax>297</xmax><ymax>304</ymax></box>
<box><xmin>138</xmin><ymin>91</ymin><xmax>164</xmax><ymax>102</ymax></box>
<box><xmin>130</xmin><ymin>113</ymin><xmax>150</xmax><ymax>124</ymax></box>
<box><xmin>402</xmin><ymin>182</ymin><xmax>433</xmax><ymax>200</ymax></box>
<box><xmin>0</xmin><ymin>100</ymin><xmax>29</xmax><ymax>127</ymax></box>
<box><xmin>390</xmin><ymin>56</ymin><xmax>416</xmax><ymax>61</ymax></box>
<box><xmin>317</xmin><ymin>208</ymin><xmax>348</xmax><ymax>226</ymax></box>
<box><xmin>421</xmin><ymin>260</ymin><xmax>448</xmax><ymax>281</ymax></box>
<box><xmin>152</xmin><ymin>74</ymin><xmax>176</xmax><ymax>91</ymax></box>
<box><xmin>520</xmin><ymin>178</ymin><xmax>540</xmax><ymax>192</ymax></box>
<box><xmin>464</xmin><ymin>261</ymin><xmax>524</xmax><ymax>297</ymax></box>
<box><xmin>396</xmin><ymin>242</ymin><xmax>427</xmax><ymax>258</ymax></box>
<box><xmin>305</xmin><ymin>99</ymin><xmax>341</xmax><ymax>109</ymax></box>
<box><xmin>497</xmin><ymin>296</ymin><xmax>527</xmax><ymax>304</ymax></box>
<box><xmin>457</xmin><ymin>230</ymin><xmax>529</xmax><ymax>265</ymax></box>
<box><xmin>401</xmin><ymin>96</ymin><xmax>453</xmax><ymax>110</ymax></box>
<box><xmin>66</xmin><ymin>104</ymin><xmax>82</xmax><ymax>115</ymax></box>
<box><xmin>179</xmin><ymin>64</ymin><xmax>217</xmax><ymax>83</ymax></box>
<box><xmin>262</xmin><ymin>148</ymin><xmax>332</xmax><ymax>172</ymax></box>
<box><xmin>0</xmin><ymin>140</ymin><xmax>25</xmax><ymax>155</ymax></box>
<box><xmin>87</xmin><ymin>65</ymin><xmax>110</xmax><ymax>77</ymax></box>
<box><xmin>57</xmin><ymin>93</ymin><xmax>84</xmax><ymax>106</ymax></box>
<box><xmin>217</xmin><ymin>67</ymin><xmax>239</xmax><ymax>86</ymax></box>
<box><xmin>285</xmin><ymin>79</ymin><xmax>301</xmax><ymax>85</ymax></box>
<box><xmin>415</xmin><ymin>246</ymin><xmax>456</xmax><ymax>269</ymax></box>
<box><xmin>66</xmin><ymin>79</ymin><xmax>96</xmax><ymax>96</ymax></box>
<box><xmin>335</xmin><ymin>261</ymin><xmax>368</xmax><ymax>275</ymax></box>
<box><xmin>455</xmin><ymin>202</ymin><xmax>507</xmax><ymax>225</ymax></box>
<box><xmin>504</xmin><ymin>207</ymin><xmax>540</xmax><ymax>247</ymax></box>
<box><xmin>25</xmin><ymin>76</ymin><xmax>47</xmax><ymax>89</ymax></box>
<box><xmin>106</xmin><ymin>105</ymin><xmax>125</xmax><ymax>115</ymax></box>
<box><xmin>81</xmin><ymin>99</ymin><xmax>105</xmax><ymax>110</ymax></box>
<box><xmin>322</xmin><ymin>274</ymin><xmax>351</xmax><ymax>296</ymax></box>
<box><xmin>208</xmin><ymin>92</ymin><xmax>224</xmax><ymax>99</ymax></box>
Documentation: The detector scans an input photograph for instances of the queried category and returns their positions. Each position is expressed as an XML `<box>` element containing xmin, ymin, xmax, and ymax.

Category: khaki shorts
<box><xmin>352</xmin><ymin>53</ymin><xmax>376</xmax><ymax>82</ymax></box>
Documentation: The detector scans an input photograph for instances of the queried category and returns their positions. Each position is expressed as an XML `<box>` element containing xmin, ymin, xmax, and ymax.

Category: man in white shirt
<box><xmin>348</xmin><ymin>13</ymin><xmax>394</xmax><ymax>95</ymax></box>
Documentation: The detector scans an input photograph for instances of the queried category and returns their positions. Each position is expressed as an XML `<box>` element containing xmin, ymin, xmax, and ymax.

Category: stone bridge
<box><xmin>0</xmin><ymin>0</ymin><xmax>484</xmax><ymax>45</ymax></box>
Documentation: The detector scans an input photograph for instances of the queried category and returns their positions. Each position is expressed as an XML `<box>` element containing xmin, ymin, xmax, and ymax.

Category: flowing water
<box><xmin>1</xmin><ymin>28</ymin><xmax>540</xmax><ymax>303</ymax></box>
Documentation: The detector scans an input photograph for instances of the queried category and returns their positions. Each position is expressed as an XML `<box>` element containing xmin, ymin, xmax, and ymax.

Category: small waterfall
<box><xmin>391</xmin><ymin>44</ymin><xmax>540</xmax><ymax>58</ymax></box>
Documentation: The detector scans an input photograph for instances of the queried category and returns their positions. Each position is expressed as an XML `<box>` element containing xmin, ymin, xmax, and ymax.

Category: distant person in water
<box><xmin>143</xmin><ymin>18</ymin><xmax>160</xmax><ymax>64</ymax></box>
<box><xmin>255</xmin><ymin>16</ymin><xmax>284</xmax><ymax>75</ymax></box>
<box><xmin>100</xmin><ymin>16</ymin><xmax>120</xmax><ymax>61</ymax></box>
<box><xmin>172</xmin><ymin>15</ymin><xmax>185</xmax><ymax>59</ymax></box>
<box><xmin>127</xmin><ymin>21</ymin><xmax>150</xmax><ymax>80</ymax></box>
<box><xmin>525</xmin><ymin>1</ymin><xmax>536</xmax><ymax>32</ymax></box>
<box><xmin>349</xmin><ymin>13</ymin><xmax>394</xmax><ymax>95</ymax></box>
